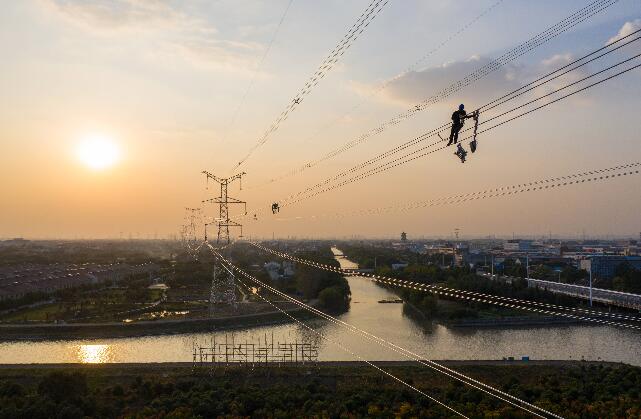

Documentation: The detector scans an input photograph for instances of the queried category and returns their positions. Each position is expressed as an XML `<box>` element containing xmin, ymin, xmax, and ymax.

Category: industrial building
<box><xmin>579</xmin><ymin>256</ymin><xmax>641</xmax><ymax>279</ymax></box>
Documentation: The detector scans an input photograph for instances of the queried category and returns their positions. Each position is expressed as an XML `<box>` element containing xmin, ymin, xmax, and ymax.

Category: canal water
<box><xmin>0</xmin><ymin>248</ymin><xmax>640</xmax><ymax>365</ymax></box>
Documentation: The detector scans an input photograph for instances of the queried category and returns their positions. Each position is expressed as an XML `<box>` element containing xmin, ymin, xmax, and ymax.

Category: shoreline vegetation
<box><xmin>0</xmin><ymin>306</ymin><xmax>319</xmax><ymax>342</ymax></box>
<box><xmin>0</xmin><ymin>361</ymin><xmax>638</xmax><ymax>417</ymax></box>
<box><xmin>337</xmin><ymin>244</ymin><xmax>638</xmax><ymax>328</ymax></box>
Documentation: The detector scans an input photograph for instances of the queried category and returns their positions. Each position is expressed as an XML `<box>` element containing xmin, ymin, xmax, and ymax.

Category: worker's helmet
<box><xmin>459</xmin><ymin>104</ymin><xmax>465</xmax><ymax>110</ymax></box>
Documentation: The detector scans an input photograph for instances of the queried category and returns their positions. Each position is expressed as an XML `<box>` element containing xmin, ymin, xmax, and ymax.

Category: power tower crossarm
<box><xmin>203</xmin><ymin>197</ymin><xmax>246</xmax><ymax>205</ymax></box>
<box><xmin>202</xmin><ymin>171</ymin><xmax>246</xmax><ymax>185</ymax></box>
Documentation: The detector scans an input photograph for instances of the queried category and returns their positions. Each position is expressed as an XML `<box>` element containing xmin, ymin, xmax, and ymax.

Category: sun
<box><xmin>76</xmin><ymin>134</ymin><xmax>120</xmax><ymax>170</ymax></box>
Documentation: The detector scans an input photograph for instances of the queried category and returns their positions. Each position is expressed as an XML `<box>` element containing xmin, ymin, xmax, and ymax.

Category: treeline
<box><xmin>397</xmin><ymin>271</ymin><xmax>581</xmax><ymax>321</ymax></box>
<box><xmin>295</xmin><ymin>249</ymin><xmax>350</xmax><ymax>312</ymax></box>
<box><xmin>0</xmin><ymin>363</ymin><xmax>639</xmax><ymax>418</ymax></box>
<box><xmin>340</xmin><ymin>245</ymin><xmax>589</xmax><ymax>317</ymax></box>
<box><xmin>338</xmin><ymin>243</ymin><xmax>451</xmax><ymax>270</ymax></box>
<box><xmin>0</xmin><ymin>292</ymin><xmax>48</xmax><ymax>312</ymax></box>
<box><xmin>598</xmin><ymin>262</ymin><xmax>641</xmax><ymax>294</ymax></box>
<box><xmin>230</xmin><ymin>243</ymin><xmax>351</xmax><ymax>313</ymax></box>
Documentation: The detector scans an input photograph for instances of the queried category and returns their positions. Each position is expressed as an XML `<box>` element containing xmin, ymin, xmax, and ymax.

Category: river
<box><xmin>1</xmin><ymin>248</ymin><xmax>640</xmax><ymax>365</ymax></box>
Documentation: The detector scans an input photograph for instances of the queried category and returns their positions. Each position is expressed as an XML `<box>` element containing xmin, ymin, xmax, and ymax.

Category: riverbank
<box><xmin>0</xmin><ymin>359</ymin><xmax>623</xmax><ymax>369</ymax></box>
<box><xmin>0</xmin><ymin>361</ymin><xmax>638</xmax><ymax>418</ymax></box>
<box><xmin>0</xmin><ymin>306</ymin><xmax>313</xmax><ymax>341</ymax></box>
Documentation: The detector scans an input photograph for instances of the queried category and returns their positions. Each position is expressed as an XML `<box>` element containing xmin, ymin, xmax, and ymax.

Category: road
<box><xmin>480</xmin><ymin>273</ymin><xmax>641</xmax><ymax>310</ymax></box>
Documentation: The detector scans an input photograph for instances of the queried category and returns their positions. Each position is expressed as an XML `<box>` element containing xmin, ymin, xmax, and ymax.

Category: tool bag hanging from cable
<box><xmin>470</xmin><ymin>110</ymin><xmax>480</xmax><ymax>153</ymax></box>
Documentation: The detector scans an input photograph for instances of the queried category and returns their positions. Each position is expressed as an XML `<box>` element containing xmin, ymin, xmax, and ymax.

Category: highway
<box><xmin>480</xmin><ymin>273</ymin><xmax>641</xmax><ymax>310</ymax></box>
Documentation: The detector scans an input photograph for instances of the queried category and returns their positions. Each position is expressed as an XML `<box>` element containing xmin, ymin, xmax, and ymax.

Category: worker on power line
<box><xmin>447</xmin><ymin>104</ymin><xmax>474</xmax><ymax>146</ymax></box>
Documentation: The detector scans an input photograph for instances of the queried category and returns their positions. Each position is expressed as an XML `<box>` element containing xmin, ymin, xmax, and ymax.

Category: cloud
<box><xmin>535</xmin><ymin>53</ymin><xmax>589</xmax><ymax>93</ymax></box>
<box><xmin>607</xmin><ymin>19</ymin><xmax>641</xmax><ymax>45</ymax></box>
<box><xmin>354</xmin><ymin>55</ymin><xmax>522</xmax><ymax>108</ymax></box>
<box><xmin>41</xmin><ymin>0</ymin><xmax>209</xmax><ymax>34</ymax></box>
<box><xmin>353</xmin><ymin>51</ymin><xmax>596</xmax><ymax>109</ymax></box>
<box><xmin>39</xmin><ymin>0</ymin><xmax>261</xmax><ymax>73</ymax></box>
<box><xmin>165</xmin><ymin>38</ymin><xmax>263</xmax><ymax>72</ymax></box>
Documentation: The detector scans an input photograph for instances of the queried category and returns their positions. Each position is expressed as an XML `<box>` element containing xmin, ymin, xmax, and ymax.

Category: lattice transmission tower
<box><xmin>209</xmin><ymin>263</ymin><xmax>237</xmax><ymax>313</ymax></box>
<box><xmin>201</xmin><ymin>171</ymin><xmax>246</xmax><ymax>311</ymax></box>
<box><xmin>183</xmin><ymin>207</ymin><xmax>204</xmax><ymax>258</ymax></box>
<box><xmin>202</xmin><ymin>171</ymin><xmax>247</xmax><ymax>244</ymax></box>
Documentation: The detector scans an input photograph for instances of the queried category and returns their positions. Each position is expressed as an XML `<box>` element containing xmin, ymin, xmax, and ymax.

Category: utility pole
<box><xmin>526</xmin><ymin>252</ymin><xmax>529</xmax><ymax>279</ymax></box>
<box><xmin>589</xmin><ymin>265</ymin><xmax>593</xmax><ymax>307</ymax></box>
<box><xmin>202</xmin><ymin>171</ymin><xmax>247</xmax><ymax>244</ymax></box>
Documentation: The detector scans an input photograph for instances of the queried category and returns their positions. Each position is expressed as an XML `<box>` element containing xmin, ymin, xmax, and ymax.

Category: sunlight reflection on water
<box><xmin>76</xmin><ymin>344</ymin><xmax>113</xmax><ymax>363</ymax></box>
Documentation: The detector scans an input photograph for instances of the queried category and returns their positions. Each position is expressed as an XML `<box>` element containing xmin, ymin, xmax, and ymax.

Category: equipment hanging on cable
<box><xmin>469</xmin><ymin>110</ymin><xmax>480</xmax><ymax>153</ymax></box>
<box><xmin>454</xmin><ymin>143</ymin><xmax>467</xmax><ymax>163</ymax></box>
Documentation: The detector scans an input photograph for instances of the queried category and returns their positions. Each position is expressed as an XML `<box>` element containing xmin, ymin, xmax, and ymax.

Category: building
<box><xmin>503</xmin><ymin>240</ymin><xmax>532</xmax><ymax>252</ymax></box>
<box><xmin>454</xmin><ymin>244</ymin><xmax>470</xmax><ymax>267</ymax></box>
<box><xmin>400</xmin><ymin>232</ymin><xmax>407</xmax><ymax>242</ymax></box>
<box><xmin>391</xmin><ymin>263</ymin><xmax>409</xmax><ymax>271</ymax></box>
<box><xmin>282</xmin><ymin>260</ymin><xmax>295</xmax><ymax>277</ymax></box>
<box><xmin>580</xmin><ymin>256</ymin><xmax>641</xmax><ymax>279</ymax></box>
<box><xmin>264</xmin><ymin>262</ymin><xmax>281</xmax><ymax>281</ymax></box>
<box><xmin>0</xmin><ymin>262</ymin><xmax>158</xmax><ymax>302</ymax></box>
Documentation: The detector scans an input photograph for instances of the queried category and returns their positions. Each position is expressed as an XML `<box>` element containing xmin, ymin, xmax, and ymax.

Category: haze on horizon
<box><xmin>1</xmin><ymin>0</ymin><xmax>640</xmax><ymax>240</ymax></box>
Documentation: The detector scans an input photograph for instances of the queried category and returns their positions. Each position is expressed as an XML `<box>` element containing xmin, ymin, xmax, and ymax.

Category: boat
<box><xmin>378</xmin><ymin>298</ymin><xmax>403</xmax><ymax>304</ymax></box>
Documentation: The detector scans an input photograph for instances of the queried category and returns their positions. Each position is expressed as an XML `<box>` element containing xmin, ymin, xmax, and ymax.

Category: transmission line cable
<box><xmin>210</xmin><ymin>245</ymin><xmax>561</xmax><ymax>418</ymax></box>
<box><xmin>249</xmin><ymin>242</ymin><xmax>641</xmax><ymax>331</ymax></box>
<box><xmin>231</xmin><ymin>273</ymin><xmax>469</xmax><ymax>418</ymax></box>
<box><xmin>249</xmin><ymin>0</ymin><xmax>505</xmax><ymax>189</ymax></box>
<box><xmin>267</xmin><ymin>163</ymin><xmax>641</xmax><ymax>227</ymax></box>
<box><xmin>252</xmin><ymin>0</ymin><xmax>621</xmax><ymax>187</ymax></box>
<box><xmin>231</xmin><ymin>0</ymin><xmax>392</xmax><ymax>172</ymax></box>
<box><xmin>238</xmin><ymin>29</ymin><xmax>640</xmax><ymax>218</ymax></box>
<box><xmin>222</xmin><ymin>0</ymin><xmax>296</xmax><ymax>142</ymax></box>
<box><xmin>278</xmin><ymin>54</ymin><xmax>641</xmax><ymax>208</ymax></box>
<box><xmin>279</xmin><ymin>35</ymin><xmax>641</xmax><ymax>207</ymax></box>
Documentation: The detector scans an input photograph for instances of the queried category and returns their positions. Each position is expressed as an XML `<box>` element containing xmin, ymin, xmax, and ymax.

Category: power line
<box><xmin>241</xmin><ymin>21</ymin><xmax>639</xmax><ymax>218</ymax></box>
<box><xmin>222</xmin><ymin>0</ymin><xmax>296</xmax><ymax>143</ymax></box>
<box><xmin>210</xmin><ymin>245</ymin><xmax>560</xmax><ymax>418</ymax></box>
<box><xmin>252</xmin><ymin>0</ymin><xmax>621</xmax><ymax>188</ymax></box>
<box><xmin>249</xmin><ymin>242</ymin><xmax>641</xmax><ymax>331</ymax></box>
<box><xmin>276</xmin><ymin>33</ymin><xmax>641</xmax><ymax>208</ymax></box>
<box><xmin>231</xmin><ymin>272</ymin><xmax>469</xmax><ymax>418</ymax></box>
<box><xmin>231</xmin><ymin>0</ymin><xmax>392</xmax><ymax>172</ymax></box>
<box><xmin>265</xmin><ymin>163</ymin><xmax>640</xmax><ymax>224</ymax></box>
<box><xmin>277</xmin><ymin>53</ymin><xmax>641</xmax><ymax>208</ymax></box>
<box><xmin>249</xmin><ymin>0</ymin><xmax>505</xmax><ymax>189</ymax></box>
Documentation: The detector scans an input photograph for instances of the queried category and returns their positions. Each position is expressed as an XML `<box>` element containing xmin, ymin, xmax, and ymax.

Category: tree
<box><xmin>560</xmin><ymin>266</ymin><xmax>588</xmax><ymax>284</ymax></box>
<box><xmin>318</xmin><ymin>286</ymin><xmax>349</xmax><ymax>312</ymax></box>
<box><xmin>37</xmin><ymin>372</ymin><xmax>87</xmax><ymax>404</ymax></box>
<box><xmin>531</xmin><ymin>265</ymin><xmax>553</xmax><ymax>280</ymax></box>
<box><xmin>612</xmin><ymin>262</ymin><xmax>641</xmax><ymax>293</ymax></box>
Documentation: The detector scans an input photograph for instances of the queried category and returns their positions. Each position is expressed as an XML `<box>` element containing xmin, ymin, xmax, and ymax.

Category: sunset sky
<box><xmin>1</xmin><ymin>0</ymin><xmax>640</xmax><ymax>239</ymax></box>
